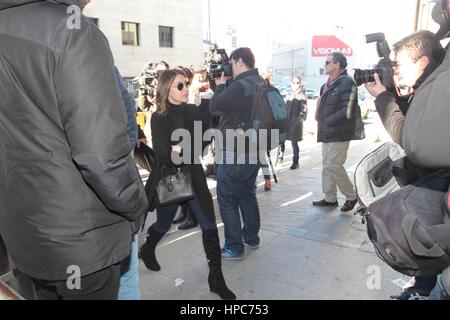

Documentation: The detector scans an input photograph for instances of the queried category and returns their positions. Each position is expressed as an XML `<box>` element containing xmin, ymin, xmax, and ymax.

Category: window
<box><xmin>122</xmin><ymin>22</ymin><xmax>140</xmax><ymax>46</ymax></box>
<box><xmin>159</xmin><ymin>26</ymin><xmax>174</xmax><ymax>48</ymax></box>
<box><xmin>87</xmin><ymin>17</ymin><xmax>98</xmax><ymax>26</ymax></box>
<box><xmin>319</xmin><ymin>68</ymin><xmax>325</xmax><ymax>76</ymax></box>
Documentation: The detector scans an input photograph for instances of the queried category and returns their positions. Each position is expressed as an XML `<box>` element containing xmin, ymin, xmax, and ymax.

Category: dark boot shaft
<box><xmin>201</xmin><ymin>229</ymin><xmax>236</xmax><ymax>300</ymax></box>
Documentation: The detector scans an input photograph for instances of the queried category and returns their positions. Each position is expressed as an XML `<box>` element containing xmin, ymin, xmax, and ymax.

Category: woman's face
<box><xmin>168</xmin><ymin>75</ymin><xmax>189</xmax><ymax>105</ymax></box>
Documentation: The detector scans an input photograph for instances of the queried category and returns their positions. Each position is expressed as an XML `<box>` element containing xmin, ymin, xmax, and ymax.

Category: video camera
<box><xmin>353</xmin><ymin>33</ymin><xmax>395</xmax><ymax>91</ymax></box>
<box><xmin>133</xmin><ymin>63</ymin><xmax>160</xmax><ymax>97</ymax></box>
<box><xmin>205</xmin><ymin>46</ymin><xmax>233</xmax><ymax>82</ymax></box>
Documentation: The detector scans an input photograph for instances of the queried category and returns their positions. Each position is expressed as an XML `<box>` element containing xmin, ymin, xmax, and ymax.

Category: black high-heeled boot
<box><xmin>202</xmin><ymin>229</ymin><xmax>236</xmax><ymax>300</ymax></box>
<box><xmin>140</xmin><ymin>225</ymin><xmax>164</xmax><ymax>271</ymax></box>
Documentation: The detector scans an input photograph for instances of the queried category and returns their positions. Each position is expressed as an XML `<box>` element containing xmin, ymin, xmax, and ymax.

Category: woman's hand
<box><xmin>171</xmin><ymin>144</ymin><xmax>182</xmax><ymax>153</ymax></box>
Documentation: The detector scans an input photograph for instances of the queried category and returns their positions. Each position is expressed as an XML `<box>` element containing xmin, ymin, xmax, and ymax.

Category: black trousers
<box><xmin>29</xmin><ymin>261</ymin><xmax>122</xmax><ymax>300</ymax></box>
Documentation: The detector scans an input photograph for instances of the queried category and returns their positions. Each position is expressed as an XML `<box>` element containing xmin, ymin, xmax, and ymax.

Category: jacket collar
<box><xmin>234</xmin><ymin>68</ymin><xmax>260</xmax><ymax>81</ymax></box>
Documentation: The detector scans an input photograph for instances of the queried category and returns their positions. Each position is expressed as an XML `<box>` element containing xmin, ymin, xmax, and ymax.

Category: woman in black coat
<box><xmin>279</xmin><ymin>76</ymin><xmax>308</xmax><ymax>169</ymax></box>
<box><xmin>140</xmin><ymin>69</ymin><xmax>235</xmax><ymax>300</ymax></box>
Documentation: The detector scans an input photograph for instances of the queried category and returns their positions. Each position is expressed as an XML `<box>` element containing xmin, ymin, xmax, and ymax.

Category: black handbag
<box><xmin>156</xmin><ymin>166</ymin><xmax>194</xmax><ymax>206</ymax></box>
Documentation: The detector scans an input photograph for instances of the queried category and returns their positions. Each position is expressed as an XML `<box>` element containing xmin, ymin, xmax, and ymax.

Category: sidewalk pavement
<box><xmin>138</xmin><ymin>112</ymin><xmax>413</xmax><ymax>300</ymax></box>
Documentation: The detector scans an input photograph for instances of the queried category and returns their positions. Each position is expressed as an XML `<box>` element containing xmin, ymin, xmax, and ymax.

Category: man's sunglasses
<box><xmin>325</xmin><ymin>61</ymin><xmax>334</xmax><ymax>65</ymax></box>
<box><xmin>171</xmin><ymin>82</ymin><xmax>189</xmax><ymax>91</ymax></box>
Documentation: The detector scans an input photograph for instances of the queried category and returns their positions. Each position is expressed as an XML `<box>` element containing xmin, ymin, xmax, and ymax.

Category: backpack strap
<box><xmin>236</xmin><ymin>78</ymin><xmax>258</xmax><ymax>97</ymax></box>
<box><xmin>233</xmin><ymin>78</ymin><xmax>262</xmax><ymax>129</ymax></box>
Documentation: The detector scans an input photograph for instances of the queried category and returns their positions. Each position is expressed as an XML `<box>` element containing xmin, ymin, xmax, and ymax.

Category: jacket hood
<box><xmin>0</xmin><ymin>0</ymin><xmax>82</xmax><ymax>10</ymax></box>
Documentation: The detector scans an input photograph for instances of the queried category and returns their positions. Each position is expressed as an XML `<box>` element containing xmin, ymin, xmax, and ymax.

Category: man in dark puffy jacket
<box><xmin>313</xmin><ymin>52</ymin><xmax>364</xmax><ymax>213</ymax></box>
<box><xmin>0</xmin><ymin>0</ymin><xmax>148</xmax><ymax>299</ymax></box>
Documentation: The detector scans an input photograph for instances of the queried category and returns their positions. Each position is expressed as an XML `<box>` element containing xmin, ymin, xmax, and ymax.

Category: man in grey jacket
<box><xmin>366</xmin><ymin>30</ymin><xmax>447</xmax><ymax>300</ymax></box>
<box><xmin>0</xmin><ymin>0</ymin><xmax>148</xmax><ymax>299</ymax></box>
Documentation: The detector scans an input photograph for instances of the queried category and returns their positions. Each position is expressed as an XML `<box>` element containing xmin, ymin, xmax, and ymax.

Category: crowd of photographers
<box><xmin>1</xmin><ymin>0</ymin><xmax>450</xmax><ymax>301</ymax></box>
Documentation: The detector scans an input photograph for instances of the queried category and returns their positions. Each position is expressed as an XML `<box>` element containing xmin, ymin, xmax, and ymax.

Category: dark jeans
<box><xmin>216</xmin><ymin>163</ymin><xmax>261</xmax><ymax>254</ymax></box>
<box><xmin>279</xmin><ymin>141</ymin><xmax>300</xmax><ymax>162</ymax></box>
<box><xmin>291</xmin><ymin>140</ymin><xmax>300</xmax><ymax>163</ymax></box>
<box><xmin>29</xmin><ymin>261</ymin><xmax>122</xmax><ymax>300</ymax></box>
<box><xmin>153</xmin><ymin>194</ymin><xmax>216</xmax><ymax>234</ymax></box>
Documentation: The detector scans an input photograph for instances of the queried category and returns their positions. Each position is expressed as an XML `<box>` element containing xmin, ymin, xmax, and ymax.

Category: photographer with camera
<box><xmin>365</xmin><ymin>30</ymin><xmax>445</xmax><ymax>145</ymax></box>
<box><xmin>136</xmin><ymin>61</ymin><xmax>170</xmax><ymax>113</ymax></box>
<box><xmin>365</xmin><ymin>30</ymin><xmax>447</xmax><ymax>300</ymax></box>
<box><xmin>210</xmin><ymin>47</ymin><xmax>263</xmax><ymax>260</ymax></box>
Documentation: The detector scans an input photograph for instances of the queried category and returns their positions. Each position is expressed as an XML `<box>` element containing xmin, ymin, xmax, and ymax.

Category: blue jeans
<box><xmin>429</xmin><ymin>274</ymin><xmax>450</xmax><ymax>300</ymax></box>
<box><xmin>216</xmin><ymin>162</ymin><xmax>261</xmax><ymax>254</ymax></box>
<box><xmin>278</xmin><ymin>140</ymin><xmax>300</xmax><ymax>162</ymax></box>
<box><xmin>118</xmin><ymin>234</ymin><xmax>140</xmax><ymax>300</ymax></box>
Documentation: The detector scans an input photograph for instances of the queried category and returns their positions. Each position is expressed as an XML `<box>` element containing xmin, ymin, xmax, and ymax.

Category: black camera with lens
<box><xmin>205</xmin><ymin>46</ymin><xmax>233</xmax><ymax>82</ymax></box>
<box><xmin>354</xmin><ymin>33</ymin><xmax>395</xmax><ymax>91</ymax></box>
<box><xmin>133</xmin><ymin>63</ymin><xmax>160</xmax><ymax>94</ymax></box>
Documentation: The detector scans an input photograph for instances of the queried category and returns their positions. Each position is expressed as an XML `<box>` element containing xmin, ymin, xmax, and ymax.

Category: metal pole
<box><xmin>267</xmin><ymin>150</ymin><xmax>278</xmax><ymax>183</ymax></box>
<box><xmin>291</xmin><ymin>49</ymin><xmax>294</xmax><ymax>79</ymax></box>
<box><xmin>414</xmin><ymin>0</ymin><xmax>421</xmax><ymax>32</ymax></box>
<box><xmin>208</xmin><ymin>0</ymin><xmax>211</xmax><ymax>43</ymax></box>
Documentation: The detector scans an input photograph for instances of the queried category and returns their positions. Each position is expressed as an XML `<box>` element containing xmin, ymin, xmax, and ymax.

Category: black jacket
<box><xmin>145</xmin><ymin>103</ymin><xmax>213</xmax><ymax>214</ymax></box>
<box><xmin>286</xmin><ymin>88</ymin><xmax>307</xmax><ymax>142</ymax></box>
<box><xmin>317</xmin><ymin>71</ymin><xmax>363</xmax><ymax>143</ymax></box>
<box><xmin>0</xmin><ymin>0</ymin><xmax>148</xmax><ymax>280</ymax></box>
<box><xmin>210</xmin><ymin>68</ymin><xmax>262</xmax><ymax>152</ymax></box>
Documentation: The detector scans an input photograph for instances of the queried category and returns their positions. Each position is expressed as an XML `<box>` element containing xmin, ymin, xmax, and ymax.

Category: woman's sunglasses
<box><xmin>171</xmin><ymin>82</ymin><xmax>189</xmax><ymax>91</ymax></box>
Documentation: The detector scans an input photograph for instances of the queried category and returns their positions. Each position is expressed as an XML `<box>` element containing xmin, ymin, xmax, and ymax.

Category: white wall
<box><xmin>84</xmin><ymin>0</ymin><xmax>204</xmax><ymax>78</ymax></box>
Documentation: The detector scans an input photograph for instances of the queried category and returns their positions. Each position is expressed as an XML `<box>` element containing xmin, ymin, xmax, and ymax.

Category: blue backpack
<box><xmin>238</xmin><ymin>78</ymin><xmax>288</xmax><ymax>151</ymax></box>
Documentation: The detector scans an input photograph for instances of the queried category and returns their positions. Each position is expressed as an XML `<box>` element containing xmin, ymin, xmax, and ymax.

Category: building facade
<box><xmin>84</xmin><ymin>0</ymin><xmax>204</xmax><ymax>81</ymax></box>
<box><xmin>269</xmin><ymin>36</ymin><xmax>358</xmax><ymax>91</ymax></box>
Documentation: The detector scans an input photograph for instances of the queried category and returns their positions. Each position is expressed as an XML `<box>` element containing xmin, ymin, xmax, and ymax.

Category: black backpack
<box><xmin>237</xmin><ymin>78</ymin><xmax>289</xmax><ymax>150</ymax></box>
<box><xmin>359</xmin><ymin>168</ymin><xmax>450</xmax><ymax>277</ymax></box>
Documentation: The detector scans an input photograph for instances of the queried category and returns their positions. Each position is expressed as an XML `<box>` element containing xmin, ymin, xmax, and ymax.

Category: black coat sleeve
<box><xmin>210</xmin><ymin>81</ymin><xmax>246</xmax><ymax>115</ymax></box>
<box><xmin>374</xmin><ymin>91</ymin><xmax>404</xmax><ymax>145</ymax></box>
<box><xmin>55</xmin><ymin>19</ymin><xmax>147</xmax><ymax>221</ymax></box>
<box><xmin>151</xmin><ymin>114</ymin><xmax>176</xmax><ymax>167</ymax></box>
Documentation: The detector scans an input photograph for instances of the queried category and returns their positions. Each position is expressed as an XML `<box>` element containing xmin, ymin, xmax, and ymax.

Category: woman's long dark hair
<box><xmin>156</xmin><ymin>69</ymin><xmax>187</xmax><ymax>116</ymax></box>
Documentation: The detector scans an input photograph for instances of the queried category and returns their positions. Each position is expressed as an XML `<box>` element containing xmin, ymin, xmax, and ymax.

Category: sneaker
<box><xmin>312</xmin><ymin>199</ymin><xmax>339</xmax><ymax>207</ymax></box>
<box><xmin>340</xmin><ymin>199</ymin><xmax>358</xmax><ymax>212</ymax></box>
<box><xmin>221</xmin><ymin>247</ymin><xmax>244</xmax><ymax>260</ymax></box>
<box><xmin>390</xmin><ymin>286</ymin><xmax>430</xmax><ymax>300</ymax></box>
<box><xmin>264</xmin><ymin>179</ymin><xmax>272</xmax><ymax>191</ymax></box>
<box><xmin>244</xmin><ymin>242</ymin><xmax>259</xmax><ymax>250</ymax></box>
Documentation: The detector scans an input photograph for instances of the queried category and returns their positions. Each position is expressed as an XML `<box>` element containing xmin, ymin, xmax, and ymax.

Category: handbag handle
<box><xmin>160</xmin><ymin>165</ymin><xmax>181</xmax><ymax>178</ymax></box>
